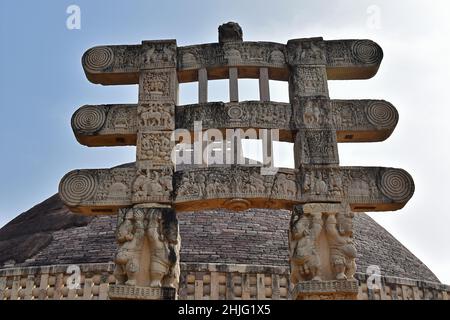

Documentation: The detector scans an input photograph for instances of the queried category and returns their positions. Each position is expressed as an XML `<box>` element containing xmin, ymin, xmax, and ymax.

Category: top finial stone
<box><xmin>218</xmin><ymin>22</ymin><xmax>243</xmax><ymax>44</ymax></box>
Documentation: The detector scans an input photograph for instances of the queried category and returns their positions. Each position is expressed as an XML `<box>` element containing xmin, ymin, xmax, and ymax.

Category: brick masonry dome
<box><xmin>0</xmin><ymin>185</ymin><xmax>440</xmax><ymax>284</ymax></box>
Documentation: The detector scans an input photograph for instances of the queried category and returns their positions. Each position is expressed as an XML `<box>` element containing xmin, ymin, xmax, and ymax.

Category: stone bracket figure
<box><xmin>289</xmin><ymin>205</ymin><xmax>323</xmax><ymax>283</ymax></box>
<box><xmin>114</xmin><ymin>207</ymin><xmax>180</xmax><ymax>290</ymax></box>
<box><xmin>114</xmin><ymin>208</ymin><xmax>145</xmax><ymax>286</ymax></box>
<box><xmin>289</xmin><ymin>203</ymin><xmax>356</xmax><ymax>284</ymax></box>
<box><xmin>326</xmin><ymin>211</ymin><xmax>357</xmax><ymax>280</ymax></box>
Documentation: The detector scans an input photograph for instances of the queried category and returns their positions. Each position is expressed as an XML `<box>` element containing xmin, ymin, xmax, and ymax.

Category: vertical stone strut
<box><xmin>111</xmin><ymin>40</ymin><xmax>181</xmax><ymax>300</ymax></box>
<box><xmin>287</xmin><ymin>38</ymin><xmax>338</xmax><ymax>167</ymax></box>
<box><xmin>288</xmin><ymin>38</ymin><xmax>353</xmax><ymax>299</ymax></box>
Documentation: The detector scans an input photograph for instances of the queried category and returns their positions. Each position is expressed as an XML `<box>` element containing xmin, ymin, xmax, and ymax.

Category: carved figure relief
<box><xmin>114</xmin><ymin>209</ymin><xmax>146</xmax><ymax>286</ymax></box>
<box><xmin>137</xmin><ymin>132</ymin><xmax>174</xmax><ymax>164</ymax></box>
<box><xmin>289</xmin><ymin>206</ymin><xmax>323</xmax><ymax>283</ymax></box>
<box><xmin>139</xmin><ymin>70</ymin><xmax>177</xmax><ymax>102</ymax></box>
<box><xmin>132</xmin><ymin>167</ymin><xmax>173</xmax><ymax>203</ymax></box>
<box><xmin>291</xmin><ymin>66</ymin><xmax>329</xmax><ymax>97</ymax></box>
<box><xmin>289</xmin><ymin>204</ymin><xmax>356</xmax><ymax>284</ymax></box>
<box><xmin>141</xmin><ymin>41</ymin><xmax>177</xmax><ymax>69</ymax></box>
<box><xmin>326</xmin><ymin>211</ymin><xmax>357</xmax><ymax>280</ymax></box>
<box><xmin>114</xmin><ymin>208</ymin><xmax>180</xmax><ymax>289</ymax></box>
<box><xmin>302</xmin><ymin>169</ymin><xmax>342</xmax><ymax>197</ymax></box>
<box><xmin>138</xmin><ymin>103</ymin><xmax>175</xmax><ymax>131</ymax></box>
<box><xmin>300</xmin><ymin>130</ymin><xmax>338</xmax><ymax>164</ymax></box>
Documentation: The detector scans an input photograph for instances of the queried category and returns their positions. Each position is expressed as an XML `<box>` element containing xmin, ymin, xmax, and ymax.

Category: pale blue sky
<box><xmin>1</xmin><ymin>0</ymin><xmax>450</xmax><ymax>283</ymax></box>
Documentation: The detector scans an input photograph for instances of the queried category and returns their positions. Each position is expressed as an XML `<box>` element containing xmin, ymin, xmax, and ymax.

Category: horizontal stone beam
<box><xmin>82</xmin><ymin>39</ymin><xmax>382</xmax><ymax>85</ymax></box>
<box><xmin>71</xmin><ymin>100</ymin><xmax>397</xmax><ymax>146</ymax></box>
<box><xmin>59</xmin><ymin>165</ymin><xmax>414</xmax><ymax>215</ymax></box>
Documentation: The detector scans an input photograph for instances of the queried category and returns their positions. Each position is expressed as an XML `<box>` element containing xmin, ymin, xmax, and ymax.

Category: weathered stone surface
<box><xmin>72</xmin><ymin>99</ymin><xmax>398</xmax><ymax>146</ymax></box>
<box><xmin>291</xmin><ymin>279</ymin><xmax>359</xmax><ymax>300</ymax></box>
<box><xmin>139</xmin><ymin>69</ymin><xmax>178</xmax><ymax>104</ymax></box>
<box><xmin>218</xmin><ymin>22</ymin><xmax>243</xmax><ymax>44</ymax></box>
<box><xmin>289</xmin><ymin>203</ymin><xmax>356</xmax><ymax>284</ymax></box>
<box><xmin>58</xmin><ymin>166</ymin><xmax>414</xmax><ymax>214</ymax></box>
<box><xmin>82</xmin><ymin>39</ymin><xmax>382</xmax><ymax>85</ymax></box>
<box><xmin>108</xmin><ymin>284</ymin><xmax>176</xmax><ymax>300</ymax></box>
<box><xmin>114</xmin><ymin>208</ymin><xmax>180</xmax><ymax>289</ymax></box>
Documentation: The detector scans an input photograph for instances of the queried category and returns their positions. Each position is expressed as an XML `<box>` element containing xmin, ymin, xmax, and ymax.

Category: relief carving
<box><xmin>132</xmin><ymin>166</ymin><xmax>173</xmax><ymax>204</ymax></box>
<box><xmin>296</xmin><ymin>129</ymin><xmax>339</xmax><ymax>165</ymax></box>
<box><xmin>289</xmin><ymin>203</ymin><xmax>356</xmax><ymax>285</ymax></box>
<box><xmin>289</xmin><ymin>206</ymin><xmax>323</xmax><ymax>283</ymax></box>
<box><xmin>104</xmin><ymin>105</ymin><xmax>138</xmax><ymax>134</ymax></box>
<box><xmin>139</xmin><ymin>70</ymin><xmax>177</xmax><ymax>103</ymax></box>
<box><xmin>138</xmin><ymin>103</ymin><xmax>175</xmax><ymax>131</ymax></box>
<box><xmin>141</xmin><ymin>41</ymin><xmax>177</xmax><ymax>69</ymax></box>
<box><xmin>325</xmin><ymin>211</ymin><xmax>357</xmax><ymax>280</ymax></box>
<box><xmin>287</xmin><ymin>38</ymin><xmax>326</xmax><ymax>65</ymax></box>
<box><xmin>114</xmin><ymin>209</ymin><xmax>145</xmax><ymax>286</ymax></box>
<box><xmin>114</xmin><ymin>208</ymin><xmax>180</xmax><ymax>289</ymax></box>
<box><xmin>137</xmin><ymin>132</ymin><xmax>174</xmax><ymax>165</ymax></box>
<box><xmin>290</xmin><ymin>66</ymin><xmax>329</xmax><ymax>98</ymax></box>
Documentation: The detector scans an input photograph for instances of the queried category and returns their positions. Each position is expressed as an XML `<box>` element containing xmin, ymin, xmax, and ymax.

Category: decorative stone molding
<box><xmin>108</xmin><ymin>284</ymin><xmax>176</xmax><ymax>300</ymax></box>
<box><xmin>0</xmin><ymin>263</ymin><xmax>448</xmax><ymax>300</ymax></box>
<box><xmin>291</xmin><ymin>279</ymin><xmax>359</xmax><ymax>300</ymax></box>
<box><xmin>140</xmin><ymin>40</ymin><xmax>177</xmax><ymax>70</ymax></box>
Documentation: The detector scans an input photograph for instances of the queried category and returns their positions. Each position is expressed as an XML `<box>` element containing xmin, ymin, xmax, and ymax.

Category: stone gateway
<box><xmin>56</xmin><ymin>22</ymin><xmax>417</xmax><ymax>300</ymax></box>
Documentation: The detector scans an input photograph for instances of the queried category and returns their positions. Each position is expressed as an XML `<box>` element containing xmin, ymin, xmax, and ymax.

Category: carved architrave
<box><xmin>294</xmin><ymin>129</ymin><xmax>339</xmax><ymax>166</ymax></box>
<box><xmin>59</xmin><ymin>166</ymin><xmax>414</xmax><ymax>214</ymax></box>
<box><xmin>71</xmin><ymin>100</ymin><xmax>398</xmax><ymax>146</ymax></box>
<box><xmin>139</xmin><ymin>69</ymin><xmax>178</xmax><ymax>103</ymax></box>
<box><xmin>136</xmin><ymin>132</ymin><xmax>175</xmax><ymax>166</ymax></box>
<box><xmin>81</xmin><ymin>39</ymin><xmax>383</xmax><ymax>85</ymax></box>
<box><xmin>177</xmin><ymin>101</ymin><xmax>292</xmax><ymax>130</ymax></box>
<box><xmin>289</xmin><ymin>66</ymin><xmax>329</xmax><ymax>98</ymax></box>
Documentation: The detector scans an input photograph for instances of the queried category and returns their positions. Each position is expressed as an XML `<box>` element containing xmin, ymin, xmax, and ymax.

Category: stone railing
<box><xmin>0</xmin><ymin>263</ymin><xmax>448</xmax><ymax>300</ymax></box>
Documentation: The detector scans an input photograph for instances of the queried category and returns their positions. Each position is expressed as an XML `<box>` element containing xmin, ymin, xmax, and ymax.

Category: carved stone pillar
<box><xmin>287</xmin><ymin>38</ymin><xmax>338</xmax><ymax>167</ymax></box>
<box><xmin>289</xmin><ymin>203</ymin><xmax>358</xmax><ymax>300</ymax></box>
<box><xmin>109</xmin><ymin>207</ymin><xmax>180</xmax><ymax>300</ymax></box>
<box><xmin>109</xmin><ymin>40</ymin><xmax>180</xmax><ymax>300</ymax></box>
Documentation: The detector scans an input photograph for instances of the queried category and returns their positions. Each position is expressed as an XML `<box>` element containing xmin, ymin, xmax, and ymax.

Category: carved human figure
<box><xmin>289</xmin><ymin>207</ymin><xmax>323</xmax><ymax>283</ymax></box>
<box><xmin>146</xmin><ymin>209</ymin><xmax>180</xmax><ymax>289</ymax></box>
<box><xmin>325</xmin><ymin>211</ymin><xmax>357</xmax><ymax>280</ymax></box>
<box><xmin>114</xmin><ymin>210</ymin><xmax>145</xmax><ymax>286</ymax></box>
